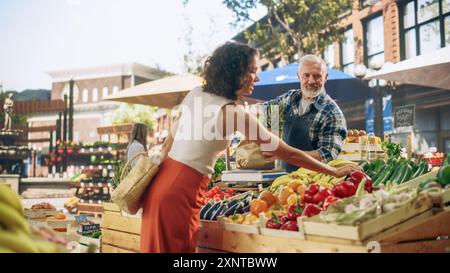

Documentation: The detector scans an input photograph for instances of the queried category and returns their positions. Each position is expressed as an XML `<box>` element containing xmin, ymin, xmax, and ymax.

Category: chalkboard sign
<box><xmin>81</xmin><ymin>224</ymin><xmax>101</xmax><ymax>236</ymax></box>
<box><xmin>394</xmin><ymin>104</ymin><xmax>415</xmax><ymax>128</ymax></box>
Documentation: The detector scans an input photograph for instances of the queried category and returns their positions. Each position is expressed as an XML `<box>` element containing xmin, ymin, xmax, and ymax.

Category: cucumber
<box><xmin>400</xmin><ymin>163</ymin><xmax>413</xmax><ymax>183</ymax></box>
<box><xmin>371</xmin><ymin>164</ymin><xmax>387</xmax><ymax>182</ymax></box>
<box><xmin>373</xmin><ymin>165</ymin><xmax>395</xmax><ymax>186</ymax></box>
<box><xmin>359</xmin><ymin>160</ymin><xmax>370</xmax><ymax>172</ymax></box>
<box><xmin>411</xmin><ymin>162</ymin><xmax>423</xmax><ymax>179</ymax></box>
<box><xmin>392</xmin><ymin>163</ymin><xmax>407</xmax><ymax>184</ymax></box>
<box><xmin>372</xmin><ymin>159</ymin><xmax>386</xmax><ymax>173</ymax></box>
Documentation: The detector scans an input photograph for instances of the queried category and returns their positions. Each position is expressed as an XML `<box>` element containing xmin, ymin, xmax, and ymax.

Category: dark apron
<box><xmin>282</xmin><ymin>104</ymin><xmax>316</xmax><ymax>173</ymax></box>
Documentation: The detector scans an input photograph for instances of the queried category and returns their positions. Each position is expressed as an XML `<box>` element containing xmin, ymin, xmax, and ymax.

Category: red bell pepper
<box><xmin>280</xmin><ymin>215</ymin><xmax>289</xmax><ymax>224</ymax></box>
<box><xmin>206</xmin><ymin>186</ymin><xmax>221</xmax><ymax>198</ymax></box>
<box><xmin>287</xmin><ymin>198</ymin><xmax>304</xmax><ymax>220</ymax></box>
<box><xmin>302</xmin><ymin>204</ymin><xmax>323</xmax><ymax>217</ymax></box>
<box><xmin>323</xmin><ymin>196</ymin><xmax>341</xmax><ymax>210</ymax></box>
<box><xmin>213</xmin><ymin>194</ymin><xmax>222</xmax><ymax>202</ymax></box>
<box><xmin>225</xmin><ymin>188</ymin><xmax>234</xmax><ymax>195</ymax></box>
<box><xmin>331</xmin><ymin>181</ymin><xmax>357</xmax><ymax>198</ymax></box>
<box><xmin>348</xmin><ymin>171</ymin><xmax>373</xmax><ymax>193</ymax></box>
<box><xmin>311</xmin><ymin>188</ymin><xmax>332</xmax><ymax>204</ymax></box>
<box><xmin>266</xmin><ymin>213</ymin><xmax>283</xmax><ymax>229</ymax></box>
<box><xmin>305</xmin><ymin>184</ymin><xmax>321</xmax><ymax>195</ymax></box>
<box><xmin>304</xmin><ymin>193</ymin><xmax>314</xmax><ymax>203</ymax></box>
<box><xmin>280</xmin><ymin>220</ymin><xmax>299</xmax><ymax>231</ymax></box>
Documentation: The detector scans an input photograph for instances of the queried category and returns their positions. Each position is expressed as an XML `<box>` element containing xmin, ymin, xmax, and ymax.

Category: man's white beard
<box><xmin>302</xmin><ymin>86</ymin><xmax>323</xmax><ymax>98</ymax></box>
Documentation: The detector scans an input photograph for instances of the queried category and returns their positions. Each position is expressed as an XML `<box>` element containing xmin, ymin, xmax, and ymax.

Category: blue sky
<box><xmin>0</xmin><ymin>0</ymin><xmax>265</xmax><ymax>91</ymax></box>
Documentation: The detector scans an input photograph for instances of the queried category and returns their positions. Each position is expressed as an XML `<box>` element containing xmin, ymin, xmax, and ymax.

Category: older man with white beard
<box><xmin>262</xmin><ymin>55</ymin><xmax>347</xmax><ymax>172</ymax></box>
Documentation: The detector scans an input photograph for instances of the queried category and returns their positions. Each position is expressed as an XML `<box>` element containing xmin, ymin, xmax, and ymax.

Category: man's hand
<box><xmin>332</xmin><ymin>164</ymin><xmax>363</xmax><ymax>178</ymax></box>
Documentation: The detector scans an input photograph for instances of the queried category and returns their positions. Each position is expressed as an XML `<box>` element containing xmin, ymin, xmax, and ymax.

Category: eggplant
<box><xmin>210</xmin><ymin>204</ymin><xmax>226</xmax><ymax>221</ymax></box>
<box><xmin>235</xmin><ymin>202</ymin><xmax>244</xmax><ymax>214</ymax></box>
<box><xmin>223</xmin><ymin>203</ymin><xmax>239</xmax><ymax>217</ymax></box>
<box><xmin>200</xmin><ymin>202</ymin><xmax>213</xmax><ymax>219</ymax></box>
<box><xmin>242</xmin><ymin>204</ymin><xmax>250</xmax><ymax>213</ymax></box>
<box><xmin>203</xmin><ymin>202</ymin><xmax>221</xmax><ymax>220</ymax></box>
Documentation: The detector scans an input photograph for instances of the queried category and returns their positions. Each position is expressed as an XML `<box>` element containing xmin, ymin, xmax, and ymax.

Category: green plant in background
<box><xmin>211</xmin><ymin>157</ymin><xmax>227</xmax><ymax>189</ymax></box>
<box><xmin>110</xmin><ymin>160</ymin><xmax>131</xmax><ymax>190</ymax></box>
<box><xmin>382</xmin><ymin>142</ymin><xmax>403</xmax><ymax>160</ymax></box>
<box><xmin>112</xmin><ymin>103</ymin><xmax>156</xmax><ymax>129</ymax></box>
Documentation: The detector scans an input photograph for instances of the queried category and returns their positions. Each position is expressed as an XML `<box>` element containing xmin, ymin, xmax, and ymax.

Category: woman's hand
<box><xmin>332</xmin><ymin>164</ymin><xmax>363</xmax><ymax>178</ymax></box>
<box><xmin>261</xmin><ymin>151</ymin><xmax>279</xmax><ymax>161</ymax></box>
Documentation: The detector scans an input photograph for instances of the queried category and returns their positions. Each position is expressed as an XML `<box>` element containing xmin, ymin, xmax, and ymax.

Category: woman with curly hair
<box><xmin>140</xmin><ymin>42</ymin><xmax>360</xmax><ymax>253</ymax></box>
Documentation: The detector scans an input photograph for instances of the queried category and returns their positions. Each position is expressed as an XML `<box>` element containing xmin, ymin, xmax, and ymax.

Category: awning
<box><xmin>103</xmin><ymin>74</ymin><xmax>202</xmax><ymax>109</ymax></box>
<box><xmin>364</xmin><ymin>46</ymin><xmax>450</xmax><ymax>90</ymax></box>
<box><xmin>252</xmin><ymin>64</ymin><xmax>372</xmax><ymax>101</ymax></box>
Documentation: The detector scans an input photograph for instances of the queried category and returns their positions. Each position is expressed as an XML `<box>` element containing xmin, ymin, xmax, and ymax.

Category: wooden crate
<box><xmin>216</xmin><ymin>218</ymin><xmax>259</xmax><ymax>235</ymax></box>
<box><xmin>77</xmin><ymin>203</ymin><xmax>104</xmax><ymax>218</ymax></box>
<box><xmin>24</xmin><ymin>209</ymin><xmax>59</xmax><ymax>219</ymax></box>
<box><xmin>300</xmin><ymin>194</ymin><xmax>433</xmax><ymax>241</ymax></box>
<box><xmin>101</xmin><ymin>212</ymin><xmax>142</xmax><ymax>253</ymax></box>
<box><xmin>402</xmin><ymin>170</ymin><xmax>438</xmax><ymax>188</ymax></box>
<box><xmin>197</xmin><ymin>222</ymin><xmax>367</xmax><ymax>253</ymax></box>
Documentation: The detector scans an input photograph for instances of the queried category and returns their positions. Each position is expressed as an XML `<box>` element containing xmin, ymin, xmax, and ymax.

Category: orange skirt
<box><xmin>140</xmin><ymin>157</ymin><xmax>210</xmax><ymax>253</ymax></box>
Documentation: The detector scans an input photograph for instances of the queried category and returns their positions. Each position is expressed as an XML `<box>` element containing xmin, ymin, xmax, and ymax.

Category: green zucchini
<box><xmin>392</xmin><ymin>163</ymin><xmax>407</xmax><ymax>184</ymax></box>
<box><xmin>400</xmin><ymin>163</ymin><xmax>413</xmax><ymax>183</ymax></box>
<box><xmin>371</xmin><ymin>164</ymin><xmax>388</xmax><ymax>182</ymax></box>
<box><xmin>374</xmin><ymin>165</ymin><xmax>396</xmax><ymax>186</ymax></box>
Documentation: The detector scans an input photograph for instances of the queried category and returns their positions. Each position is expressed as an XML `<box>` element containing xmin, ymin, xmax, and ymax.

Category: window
<box><xmin>323</xmin><ymin>44</ymin><xmax>335</xmax><ymax>68</ymax></box>
<box><xmin>112</xmin><ymin>86</ymin><xmax>119</xmax><ymax>94</ymax></box>
<box><xmin>401</xmin><ymin>0</ymin><xmax>450</xmax><ymax>60</ymax></box>
<box><xmin>360</xmin><ymin>0</ymin><xmax>380</xmax><ymax>9</ymax></box>
<box><xmin>82</xmin><ymin>88</ymin><xmax>88</xmax><ymax>103</ymax></box>
<box><xmin>419</xmin><ymin>20</ymin><xmax>442</xmax><ymax>54</ymax></box>
<box><xmin>364</xmin><ymin>14</ymin><xmax>385</xmax><ymax>68</ymax></box>
<box><xmin>340</xmin><ymin>28</ymin><xmax>355</xmax><ymax>75</ymax></box>
<box><xmin>102</xmin><ymin>87</ymin><xmax>109</xmax><ymax>98</ymax></box>
<box><xmin>92</xmin><ymin>88</ymin><xmax>98</xmax><ymax>102</ymax></box>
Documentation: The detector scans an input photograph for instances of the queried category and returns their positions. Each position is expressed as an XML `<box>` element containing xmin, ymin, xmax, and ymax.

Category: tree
<box><xmin>112</xmin><ymin>103</ymin><xmax>156</xmax><ymax>130</ymax></box>
<box><xmin>223</xmin><ymin>0</ymin><xmax>353</xmax><ymax>61</ymax></box>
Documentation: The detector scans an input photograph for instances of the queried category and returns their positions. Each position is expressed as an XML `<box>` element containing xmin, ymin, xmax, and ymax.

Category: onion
<box><xmin>345</xmin><ymin>204</ymin><xmax>358</xmax><ymax>214</ymax></box>
<box><xmin>359</xmin><ymin>196</ymin><xmax>373</xmax><ymax>210</ymax></box>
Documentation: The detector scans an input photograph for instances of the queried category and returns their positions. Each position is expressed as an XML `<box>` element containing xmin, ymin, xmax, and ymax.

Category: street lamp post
<box><xmin>354</xmin><ymin>61</ymin><xmax>390</xmax><ymax>138</ymax></box>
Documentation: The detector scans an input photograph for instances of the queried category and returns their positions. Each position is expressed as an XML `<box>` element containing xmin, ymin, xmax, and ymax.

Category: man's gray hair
<box><xmin>299</xmin><ymin>55</ymin><xmax>327</xmax><ymax>74</ymax></box>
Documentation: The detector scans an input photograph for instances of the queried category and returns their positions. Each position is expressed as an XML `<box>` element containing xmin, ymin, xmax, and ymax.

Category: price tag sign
<box><xmin>75</xmin><ymin>215</ymin><xmax>89</xmax><ymax>225</ymax></box>
<box><xmin>81</xmin><ymin>224</ymin><xmax>100</xmax><ymax>236</ymax></box>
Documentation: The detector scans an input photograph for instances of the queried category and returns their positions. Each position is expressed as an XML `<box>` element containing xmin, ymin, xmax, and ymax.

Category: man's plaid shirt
<box><xmin>261</xmin><ymin>89</ymin><xmax>347</xmax><ymax>162</ymax></box>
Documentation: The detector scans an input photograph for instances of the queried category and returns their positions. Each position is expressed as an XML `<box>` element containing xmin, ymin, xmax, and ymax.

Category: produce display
<box><xmin>361</xmin><ymin>158</ymin><xmax>429</xmax><ymax>186</ymax></box>
<box><xmin>319</xmin><ymin>184</ymin><xmax>419</xmax><ymax>225</ymax></box>
<box><xmin>200</xmin><ymin>191</ymin><xmax>258</xmax><ymax>222</ymax></box>
<box><xmin>200</xmin><ymin>186</ymin><xmax>238</xmax><ymax>205</ymax></box>
<box><xmin>269</xmin><ymin>159</ymin><xmax>356</xmax><ymax>191</ymax></box>
<box><xmin>31</xmin><ymin>202</ymin><xmax>56</xmax><ymax>211</ymax></box>
<box><xmin>418</xmin><ymin>159</ymin><xmax>450</xmax><ymax>192</ymax></box>
<box><xmin>0</xmin><ymin>185</ymin><xmax>63</xmax><ymax>253</ymax></box>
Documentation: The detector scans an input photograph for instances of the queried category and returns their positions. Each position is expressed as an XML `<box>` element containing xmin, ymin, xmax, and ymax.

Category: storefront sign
<box><xmin>365</xmin><ymin>99</ymin><xmax>374</xmax><ymax>134</ymax></box>
<box><xmin>394</xmin><ymin>104</ymin><xmax>415</xmax><ymax>128</ymax></box>
<box><xmin>383</xmin><ymin>95</ymin><xmax>393</xmax><ymax>134</ymax></box>
<box><xmin>81</xmin><ymin>224</ymin><xmax>100</xmax><ymax>236</ymax></box>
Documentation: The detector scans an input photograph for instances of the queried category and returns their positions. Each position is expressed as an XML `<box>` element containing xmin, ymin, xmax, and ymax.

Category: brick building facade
<box><xmin>234</xmin><ymin>0</ymin><xmax>450</xmax><ymax>153</ymax></box>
